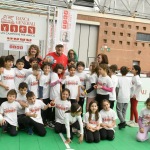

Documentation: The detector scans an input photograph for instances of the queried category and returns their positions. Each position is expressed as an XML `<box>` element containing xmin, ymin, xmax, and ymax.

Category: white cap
<box><xmin>56</xmin><ymin>42</ymin><xmax>64</xmax><ymax>47</ymax></box>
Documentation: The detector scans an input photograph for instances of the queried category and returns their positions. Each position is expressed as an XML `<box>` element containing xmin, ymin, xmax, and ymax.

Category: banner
<box><xmin>0</xmin><ymin>11</ymin><xmax>45</xmax><ymax>50</ymax></box>
<box><xmin>55</xmin><ymin>8</ymin><xmax>77</xmax><ymax>54</ymax></box>
<box><xmin>4</xmin><ymin>43</ymin><xmax>27</xmax><ymax>52</ymax></box>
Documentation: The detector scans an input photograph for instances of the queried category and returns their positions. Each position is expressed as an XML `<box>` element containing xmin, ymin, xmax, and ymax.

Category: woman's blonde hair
<box><xmin>28</xmin><ymin>44</ymin><xmax>40</xmax><ymax>58</ymax></box>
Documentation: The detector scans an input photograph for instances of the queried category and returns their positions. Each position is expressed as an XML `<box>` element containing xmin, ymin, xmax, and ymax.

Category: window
<box><xmin>112</xmin><ymin>31</ymin><xmax>115</xmax><ymax>35</ymax></box>
<box><xmin>105</xmin><ymin>22</ymin><xmax>108</xmax><ymax>26</ymax></box>
<box><xmin>134</xmin><ymin>42</ymin><xmax>137</xmax><ymax>46</ymax></box>
<box><xmin>127</xmin><ymin>41</ymin><xmax>130</xmax><ymax>45</ymax></box>
<box><xmin>111</xmin><ymin>40</ymin><xmax>115</xmax><ymax>44</ymax></box>
<box><xmin>119</xmin><ymin>41</ymin><xmax>122</xmax><ymax>45</ymax></box>
<box><xmin>136</xmin><ymin>26</ymin><xmax>139</xmax><ymax>30</ymax></box>
<box><xmin>104</xmin><ymin>31</ymin><xmax>108</xmax><ymax>34</ymax></box>
<box><xmin>113</xmin><ymin>23</ymin><xmax>116</xmax><ymax>27</ymax></box>
<box><xmin>136</xmin><ymin>33</ymin><xmax>150</xmax><ymax>42</ymax></box>
<box><xmin>142</xmin><ymin>43</ymin><xmax>145</xmax><ymax>47</ymax></box>
<box><xmin>120</xmin><ymin>32</ymin><xmax>123</xmax><ymax>36</ymax></box>
<box><xmin>120</xmin><ymin>24</ymin><xmax>124</xmax><ymax>28</ymax></box>
<box><xmin>127</xmin><ymin>33</ymin><xmax>131</xmax><ymax>37</ymax></box>
<box><xmin>128</xmin><ymin>25</ymin><xmax>131</xmax><ymax>29</ymax></box>
<box><xmin>103</xmin><ymin>39</ymin><xmax>107</xmax><ymax>43</ymax></box>
<box><xmin>143</xmin><ymin>27</ymin><xmax>146</xmax><ymax>31</ymax></box>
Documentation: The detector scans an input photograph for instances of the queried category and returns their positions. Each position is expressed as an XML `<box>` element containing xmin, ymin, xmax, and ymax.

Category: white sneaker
<box><xmin>126</xmin><ymin>120</ymin><xmax>134</xmax><ymax>126</ymax></box>
<box><xmin>128</xmin><ymin>122</ymin><xmax>139</xmax><ymax>127</ymax></box>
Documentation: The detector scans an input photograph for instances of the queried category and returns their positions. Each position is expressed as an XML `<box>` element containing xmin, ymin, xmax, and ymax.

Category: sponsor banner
<box><xmin>4</xmin><ymin>43</ymin><xmax>27</xmax><ymax>51</ymax></box>
<box><xmin>55</xmin><ymin>8</ymin><xmax>77</xmax><ymax>54</ymax></box>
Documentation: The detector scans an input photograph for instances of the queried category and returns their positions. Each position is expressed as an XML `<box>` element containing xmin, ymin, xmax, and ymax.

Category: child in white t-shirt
<box><xmin>84</xmin><ymin>101</ymin><xmax>101</xmax><ymax>143</ymax></box>
<box><xmin>0</xmin><ymin>55</ymin><xmax>15</xmax><ymax>105</ymax></box>
<box><xmin>95</xmin><ymin>64</ymin><xmax>113</xmax><ymax>111</ymax></box>
<box><xmin>25</xmin><ymin>64</ymin><xmax>40</xmax><ymax>98</ymax></box>
<box><xmin>54</xmin><ymin>88</ymin><xmax>71</xmax><ymax>133</ymax></box>
<box><xmin>14</xmin><ymin>59</ymin><xmax>30</xmax><ymax>91</ymax></box>
<box><xmin>137</xmin><ymin>98</ymin><xmax>150</xmax><ymax>141</ymax></box>
<box><xmin>116</xmin><ymin>66</ymin><xmax>132</xmax><ymax>129</ymax></box>
<box><xmin>75</xmin><ymin>61</ymin><xmax>87</xmax><ymax>115</ymax></box>
<box><xmin>64</xmin><ymin>103</ymin><xmax>83</xmax><ymax>144</ymax></box>
<box><xmin>21</xmin><ymin>91</ymin><xmax>51</xmax><ymax>136</ymax></box>
<box><xmin>39</xmin><ymin>62</ymin><xmax>51</xmax><ymax>125</ymax></box>
<box><xmin>16</xmin><ymin>82</ymin><xmax>28</xmax><ymax>130</ymax></box>
<box><xmin>100</xmin><ymin>99</ymin><xmax>117</xmax><ymax>140</ymax></box>
<box><xmin>62</xmin><ymin>65</ymin><xmax>81</xmax><ymax>104</ymax></box>
<box><xmin>108</xmin><ymin>64</ymin><xmax>118</xmax><ymax>109</ymax></box>
<box><xmin>0</xmin><ymin>89</ymin><xmax>23</xmax><ymax>136</ymax></box>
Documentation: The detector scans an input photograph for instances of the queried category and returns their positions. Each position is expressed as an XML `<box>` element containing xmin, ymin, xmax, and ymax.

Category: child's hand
<box><xmin>97</xmin><ymin>85</ymin><xmax>102</xmax><ymax>89</ymax></box>
<box><xmin>81</xmin><ymin>86</ymin><xmax>85</xmax><ymax>90</ymax></box>
<box><xmin>76</xmin><ymin>96</ymin><xmax>79</xmax><ymax>102</ymax></box>
<box><xmin>49</xmin><ymin>100</ymin><xmax>55</xmax><ymax>107</ymax></box>
<box><xmin>132</xmin><ymin>95</ymin><xmax>136</xmax><ymax>99</ymax></box>
<box><xmin>0</xmin><ymin>67</ymin><xmax>4</xmax><ymax>74</ymax></box>
<box><xmin>33</xmin><ymin>113</ymin><xmax>37</xmax><ymax>118</ymax></box>
<box><xmin>81</xmin><ymin>92</ymin><xmax>85</xmax><ymax>96</ymax></box>
<box><xmin>4</xmin><ymin>86</ymin><xmax>9</xmax><ymax>90</ymax></box>
<box><xmin>140</xmin><ymin>128</ymin><xmax>144</xmax><ymax>133</ymax></box>
<box><xmin>93</xmin><ymin>85</ymin><xmax>97</xmax><ymax>89</ymax></box>
<box><xmin>0</xmin><ymin>119</ymin><xmax>6</xmax><ymax>126</ymax></box>
<box><xmin>65</xmin><ymin>138</ymin><xmax>71</xmax><ymax>144</ymax></box>
<box><xmin>78</xmin><ymin>134</ymin><xmax>83</xmax><ymax>143</ymax></box>
<box><xmin>106</xmin><ymin>124</ymin><xmax>113</xmax><ymax>128</ymax></box>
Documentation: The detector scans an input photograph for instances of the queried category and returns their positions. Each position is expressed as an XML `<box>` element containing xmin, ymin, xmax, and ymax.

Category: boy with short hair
<box><xmin>22</xmin><ymin>91</ymin><xmax>51</xmax><ymax>136</ymax></box>
<box><xmin>0</xmin><ymin>89</ymin><xmax>23</xmax><ymax>136</ymax></box>
<box><xmin>0</xmin><ymin>55</ymin><xmax>15</xmax><ymax>105</ymax></box>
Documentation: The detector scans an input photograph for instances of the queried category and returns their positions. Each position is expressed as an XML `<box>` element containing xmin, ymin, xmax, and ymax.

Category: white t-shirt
<box><xmin>62</xmin><ymin>75</ymin><xmax>81</xmax><ymax>99</ymax></box>
<box><xmin>97</xmin><ymin>75</ymin><xmax>113</xmax><ymax>95</ymax></box>
<box><xmin>25</xmin><ymin>100</ymin><xmax>45</xmax><ymax>124</ymax></box>
<box><xmin>39</xmin><ymin>73</ymin><xmax>50</xmax><ymax>99</ymax></box>
<box><xmin>109</xmin><ymin>74</ymin><xmax>118</xmax><ymax>101</ymax></box>
<box><xmin>50</xmin><ymin>72</ymin><xmax>60</xmax><ymax>100</ymax></box>
<box><xmin>100</xmin><ymin>109</ymin><xmax>117</xmax><ymax>129</ymax></box>
<box><xmin>0</xmin><ymin>101</ymin><xmax>22</xmax><ymax>126</ymax></box>
<box><xmin>130</xmin><ymin>75</ymin><xmax>142</xmax><ymax>101</ymax></box>
<box><xmin>0</xmin><ymin>68</ymin><xmax>15</xmax><ymax>98</ymax></box>
<box><xmin>25</xmin><ymin>74</ymin><xmax>39</xmax><ymax>98</ymax></box>
<box><xmin>139</xmin><ymin>108</ymin><xmax>150</xmax><ymax>127</ymax></box>
<box><xmin>14</xmin><ymin>68</ymin><xmax>29</xmax><ymax>90</ymax></box>
<box><xmin>83</xmin><ymin>112</ymin><xmax>102</xmax><ymax>128</ymax></box>
<box><xmin>64</xmin><ymin>112</ymin><xmax>83</xmax><ymax>138</ymax></box>
<box><xmin>117</xmin><ymin>76</ymin><xmax>132</xmax><ymax>103</ymax></box>
<box><xmin>16</xmin><ymin>92</ymin><xmax>27</xmax><ymax>115</ymax></box>
<box><xmin>75</xmin><ymin>71</ymin><xmax>87</xmax><ymax>97</ymax></box>
<box><xmin>86</xmin><ymin>73</ymin><xmax>97</xmax><ymax>98</ymax></box>
<box><xmin>55</xmin><ymin>97</ymin><xmax>71</xmax><ymax>124</ymax></box>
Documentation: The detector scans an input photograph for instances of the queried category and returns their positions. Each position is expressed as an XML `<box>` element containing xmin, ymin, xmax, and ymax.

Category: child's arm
<box><xmin>64</xmin><ymin>115</ymin><xmax>71</xmax><ymax>144</ymax></box>
<box><xmin>0</xmin><ymin>82</ymin><xmax>9</xmax><ymax>90</ymax></box>
<box><xmin>76</xmin><ymin>86</ymin><xmax>80</xmax><ymax>101</ymax></box>
<box><xmin>25</xmin><ymin>112</ymin><xmax>37</xmax><ymax>118</ymax></box>
<box><xmin>0</xmin><ymin>114</ymin><xmax>6</xmax><ymax>126</ymax></box>
<box><xmin>18</xmin><ymin>101</ymin><xmax>28</xmax><ymax>108</ymax></box>
<box><xmin>138</xmin><ymin>116</ymin><xmax>144</xmax><ymax>133</ymax></box>
<box><xmin>77</xmin><ymin>116</ymin><xmax>84</xmax><ymax>143</ymax></box>
<box><xmin>106</xmin><ymin>120</ymin><xmax>116</xmax><ymax>128</ymax></box>
<box><xmin>50</xmin><ymin>79</ymin><xmax>62</xmax><ymax>87</ymax></box>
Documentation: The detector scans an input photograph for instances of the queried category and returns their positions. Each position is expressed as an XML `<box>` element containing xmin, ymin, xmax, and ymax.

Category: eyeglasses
<box><xmin>70</xmin><ymin>52</ymin><xmax>74</xmax><ymax>54</ymax></box>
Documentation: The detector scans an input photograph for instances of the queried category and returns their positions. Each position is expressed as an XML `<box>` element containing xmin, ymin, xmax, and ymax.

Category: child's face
<box><xmin>30</xmin><ymin>61</ymin><xmax>38</xmax><ymax>67</ymax></box>
<box><xmin>103</xmin><ymin>101</ymin><xmax>110</xmax><ymax>111</ymax></box>
<box><xmin>97</xmin><ymin>55</ymin><xmax>102</xmax><ymax>63</ymax></box>
<box><xmin>43</xmin><ymin>65</ymin><xmax>51</xmax><ymax>74</ymax></box>
<box><xmin>69</xmin><ymin>68</ymin><xmax>76</xmax><ymax>76</ymax></box>
<box><xmin>57</xmin><ymin>69</ymin><xmax>63</xmax><ymax>74</ymax></box>
<box><xmin>7</xmin><ymin>94</ymin><xmax>16</xmax><ymax>103</ymax></box>
<box><xmin>62</xmin><ymin>91</ymin><xmax>69</xmax><ymax>100</ymax></box>
<box><xmin>5</xmin><ymin>61</ymin><xmax>13</xmax><ymax>68</ymax></box>
<box><xmin>131</xmin><ymin>67</ymin><xmax>137</xmax><ymax>75</ymax></box>
<box><xmin>16</xmin><ymin>62</ymin><xmax>24</xmax><ymax>70</ymax></box>
<box><xmin>77</xmin><ymin>65</ymin><xmax>84</xmax><ymax>73</ymax></box>
<box><xmin>90</xmin><ymin>103</ymin><xmax>98</xmax><ymax>113</ymax></box>
<box><xmin>33</xmin><ymin>70</ymin><xmax>40</xmax><ymax>76</ymax></box>
<box><xmin>19</xmin><ymin>88</ymin><xmax>27</xmax><ymax>95</ymax></box>
<box><xmin>146</xmin><ymin>102</ymin><xmax>150</xmax><ymax>110</ymax></box>
<box><xmin>99</xmin><ymin>67</ymin><xmax>105</xmax><ymax>75</ymax></box>
<box><xmin>27</xmin><ymin>96</ymin><xmax>36</xmax><ymax>104</ymax></box>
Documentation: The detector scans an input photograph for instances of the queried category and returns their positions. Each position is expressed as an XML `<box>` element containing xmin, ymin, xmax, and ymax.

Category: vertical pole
<box><xmin>52</xmin><ymin>7</ymin><xmax>56</xmax><ymax>51</ymax></box>
<box><xmin>46</xmin><ymin>6</ymin><xmax>50</xmax><ymax>55</ymax></box>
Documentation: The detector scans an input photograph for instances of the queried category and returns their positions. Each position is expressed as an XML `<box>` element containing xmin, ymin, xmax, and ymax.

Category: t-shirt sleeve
<box><xmin>25</xmin><ymin>107</ymin><xmax>30</xmax><ymax>113</ymax></box>
<box><xmin>39</xmin><ymin>76</ymin><xmax>45</xmax><ymax>87</ymax></box>
<box><xmin>0</xmin><ymin>104</ymin><xmax>4</xmax><ymax>114</ymax></box>
<box><xmin>90</xmin><ymin>74</ymin><xmax>97</xmax><ymax>83</ymax></box>
<box><xmin>83</xmin><ymin>113</ymin><xmax>89</xmax><ymax>124</ymax></box>
<box><xmin>38</xmin><ymin>100</ymin><xmax>46</xmax><ymax>109</ymax></box>
<box><xmin>16</xmin><ymin>102</ymin><xmax>22</xmax><ymax>110</ymax></box>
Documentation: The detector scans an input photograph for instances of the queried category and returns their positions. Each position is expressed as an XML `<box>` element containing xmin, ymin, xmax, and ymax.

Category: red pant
<box><xmin>130</xmin><ymin>98</ymin><xmax>138</xmax><ymax>123</ymax></box>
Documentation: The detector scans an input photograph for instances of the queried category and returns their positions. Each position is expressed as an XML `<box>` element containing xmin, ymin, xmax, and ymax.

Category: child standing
<box><xmin>108</xmin><ymin>64</ymin><xmax>118</xmax><ymax>109</ymax></box>
<box><xmin>116</xmin><ymin>66</ymin><xmax>132</xmax><ymax>129</ymax></box>
<box><xmin>137</xmin><ymin>98</ymin><xmax>150</xmax><ymax>141</ymax></box>
<box><xmin>25</xmin><ymin>64</ymin><xmax>40</xmax><ymax>98</ymax></box>
<box><xmin>54</xmin><ymin>88</ymin><xmax>71</xmax><ymax>133</ymax></box>
<box><xmin>64</xmin><ymin>103</ymin><xmax>83</xmax><ymax>144</ymax></box>
<box><xmin>75</xmin><ymin>61</ymin><xmax>87</xmax><ymax>114</ymax></box>
<box><xmin>22</xmin><ymin>91</ymin><xmax>50</xmax><ymax>136</ymax></box>
<box><xmin>127</xmin><ymin>65</ymin><xmax>142</xmax><ymax>127</ymax></box>
<box><xmin>0</xmin><ymin>89</ymin><xmax>23</xmax><ymax>136</ymax></box>
<box><xmin>84</xmin><ymin>101</ymin><xmax>101</xmax><ymax>143</ymax></box>
<box><xmin>83</xmin><ymin>62</ymin><xmax>99</xmax><ymax>112</ymax></box>
<box><xmin>62</xmin><ymin>65</ymin><xmax>81</xmax><ymax>104</ymax></box>
<box><xmin>96</xmin><ymin>64</ymin><xmax>113</xmax><ymax>111</ymax></box>
<box><xmin>0</xmin><ymin>55</ymin><xmax>15</xmax><ymax>105</ymax></box>
<box><xmin>100</xmin><ymin>99</ymin><xmax>117</xmax><ymax>140</ymax></box>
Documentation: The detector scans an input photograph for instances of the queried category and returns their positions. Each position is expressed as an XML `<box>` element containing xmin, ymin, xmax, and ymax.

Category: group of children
<box><xmin>0</xmin><ymin>54</ymin><xmax>150</xmax><ymax>144</ymax></box>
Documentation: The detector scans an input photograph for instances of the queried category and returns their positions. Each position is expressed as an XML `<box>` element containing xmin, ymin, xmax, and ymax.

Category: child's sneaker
<box><xmin>128</xmin><ymin>122</ymin><xmax>139</xmax><ymax>127</ymax></box>
<box><xmin>47</xmin><ymin>121</ymin><xmax>55</xmax><ymax>129</ymax></box>
<box><xmin>27</xmin><ymin>128</ymin><xmax>33</xmax><ymax>135</ymax></box>
<box><xmin>126</xmin><ymin>120</ymin><xmax>134</xmax><ymax>126</ymax></box>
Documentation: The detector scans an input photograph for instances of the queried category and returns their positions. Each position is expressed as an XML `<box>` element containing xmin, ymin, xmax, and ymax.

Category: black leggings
<box><xmin>84</xmin><ymin>128</ymin><xmax>100</xmax><ymax>143</ymax></box>
<box><xmin>55</xmin><ymin>122</ymin><xmax>66</xmax><ymax>134</ymax></box>
<box><xmin>99</xmin><ymin>128</ymin><xmax>114</xmax><ymax>140</ymax></box>
<box><xmin>21</xmin><ymin>116</ymin><xmax>46</xmax><ymax>136</ymax></box>
<box><xmin>96</xmin><ymin>94</ymin><xmax>109</xmax><ymax>111</ymax></box>
<box><xmin>78</xmin><ymin>97</ymin><xmax>84</xmax><ymax>116</ymax></box>
<box><xmin>2</xmin><ymin>121</ymin><xmax>18</xmax><ymax>136</ymax></box>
